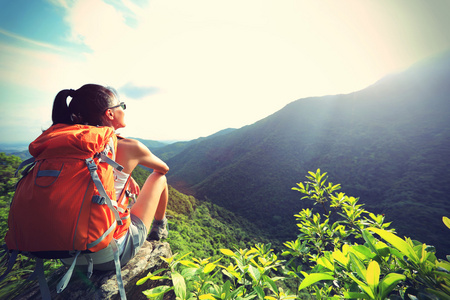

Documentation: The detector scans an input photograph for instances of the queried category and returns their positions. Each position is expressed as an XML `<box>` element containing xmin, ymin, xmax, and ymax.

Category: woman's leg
<box><xmin>130</xmin><ymin>172</ymin><xmax>168</xmax><ymax>231</ymax></box>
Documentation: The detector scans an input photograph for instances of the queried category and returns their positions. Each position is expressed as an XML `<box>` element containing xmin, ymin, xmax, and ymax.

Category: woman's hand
<box><xmin>129</xmin><ymin>176</ymin><xmax>141</xmax><ymax>195</ymax></box>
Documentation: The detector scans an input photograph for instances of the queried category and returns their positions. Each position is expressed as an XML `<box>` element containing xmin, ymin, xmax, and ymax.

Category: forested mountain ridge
<box><xmin>152</xmin><ymin>128</ymin><xmax>236</xmax><ymax>161</ymax></box>
<box><xmin>162</xmin><ymin>52</ymin><xmax>450</xmax><ymax>255</ymax></box>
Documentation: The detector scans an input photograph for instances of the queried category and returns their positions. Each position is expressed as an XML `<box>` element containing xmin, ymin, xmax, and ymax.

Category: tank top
<box><xmin>114</xmin><ymin>168</ymin><xmax>130</xmax><ymax>199</ymax></box>
<box><xmin>113</xmin><ymin>168</ymin><xmax>131</xmax><ymax>253</ymax></box>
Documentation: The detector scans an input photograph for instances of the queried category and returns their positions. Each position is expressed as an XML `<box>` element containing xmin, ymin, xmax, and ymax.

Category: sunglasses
<box><xmin>106</xmin><ymin>102</ymin><xmax>126</xmax><ymax>111</ymax></box>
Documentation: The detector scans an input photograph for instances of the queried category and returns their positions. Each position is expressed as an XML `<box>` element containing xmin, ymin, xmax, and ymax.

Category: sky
<box><xmin>0</xmin><ymin>0</ymin><xmax>449</xmax><ymax>145</ymax></box>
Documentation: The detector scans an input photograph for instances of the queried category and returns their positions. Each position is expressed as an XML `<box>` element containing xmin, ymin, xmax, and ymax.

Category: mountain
<box><xmin>129</xmin><ymin>138</ymin><xmax>169</xmax><ymax>149</ymax></box>
<box><xmin>162</xmin><ymin>52</ymin><xmax>450</xmax><ymax>255</ymax></box>
<box><xmin>0</xmin><ymin>143</ymin><xmax>29</xmax><ymax>153</ymax></box>
<box><xmin>152</xmin><ymin>128</ymin><xmax>236</xmax><ymax>160</ymax></box>
<box><xmin>0</xmin><ymin>149</ymin><xmax>31</xmax><ymax>160</ymax></box>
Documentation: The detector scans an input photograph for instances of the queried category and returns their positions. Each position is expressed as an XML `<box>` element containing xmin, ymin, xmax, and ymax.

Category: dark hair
<box><xmin>51</xmin><ymin>84</ymin><xmax>118</xmax><ymax>126</ymax></box>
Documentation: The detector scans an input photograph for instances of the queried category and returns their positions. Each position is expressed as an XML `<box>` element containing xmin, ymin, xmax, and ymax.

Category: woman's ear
<box><xmin>105</xmin><ymin>109</ymin><xmax>114</xmax><ymax>120</ymax></box>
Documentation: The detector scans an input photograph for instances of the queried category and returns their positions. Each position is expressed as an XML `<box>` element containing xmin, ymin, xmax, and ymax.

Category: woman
<box><xmin>52</xmin><ymin>83</ymin><xmax>169</xmax><ymax>263</ymax></box>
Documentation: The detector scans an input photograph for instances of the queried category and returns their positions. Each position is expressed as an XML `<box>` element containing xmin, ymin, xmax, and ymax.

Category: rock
<box><xmin>15</xmin><ymin>241</ymin><xmax>175</xmax><ymax>300</ymax></box>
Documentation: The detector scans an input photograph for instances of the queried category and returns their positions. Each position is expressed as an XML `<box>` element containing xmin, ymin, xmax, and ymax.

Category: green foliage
<box><xmin>0</xmin><ymin>152</ymin><xmax>21</xmax><ymax>243</ymax></box>
<box><xmin>140</xmin><ymin>169</ymin><xmax>450</xmax><ymax>300</ymax></box>
<box><xmin>287</xmin><ymin>169</ymin><xmax>392</xmax><ymax>266</ymax></box>
<box><xmin>131</xmin><ymin>165</ymin><xmax>152</xmax><ymax>187</ymax></box>
<box><xmin>166</xmin><ymin>188</ymin><xmax>271</xmax><ymax>259</ymax></box>
<box><xmin>134</xmin><ymin>166</ymin><xmax>270</xmax><ymax>260</ymax></box>
<box><xmin>284</xmin><ymin>169</ymin><xmax>450</xmax><ymax>299</ymax></box>
<box><xmin>139</xmin><ymin>244</ymin><xmax>297</xmax><ymax>300</ymax></box>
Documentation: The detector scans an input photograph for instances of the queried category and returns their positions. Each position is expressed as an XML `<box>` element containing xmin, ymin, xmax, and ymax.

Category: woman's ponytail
<box><xmin>51</xmin><ymin>89</ymin><xmax>74</xmax><ymax>125</ymax></box>
<box><xmin>50</xmin><ymin>84</ymin><xmax>115</xmax><ymax>127</ymax></box>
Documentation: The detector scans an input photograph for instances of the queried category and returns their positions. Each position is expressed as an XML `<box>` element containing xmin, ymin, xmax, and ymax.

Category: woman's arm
<box><xmin>116</xmin><ymin>138</ymin><xmax>169</xmax><ymax>175</ymax></box>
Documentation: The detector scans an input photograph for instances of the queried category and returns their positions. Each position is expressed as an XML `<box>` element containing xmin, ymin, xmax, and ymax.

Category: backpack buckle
<box><xmin>92</xmin><ymin>195</ymin><xmax>106</xmax><ymax>205</ymax></box>
<box><xmin>86</xmin><ymin>158</ymin><xmax>98</xmax><ymax>172</ymax></box>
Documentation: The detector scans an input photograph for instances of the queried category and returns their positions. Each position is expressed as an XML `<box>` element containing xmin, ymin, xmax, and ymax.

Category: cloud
<box><xmin>0</xmin><ymin>28</ymin><xmax>67</xmax><ymax>53</ymax></box>
<box><xmin>118</xmin><ymin>82</ymin><xmax>159</xmax><ymax>99</ymax></box>
<box><xmin>3</xmin><ymin>0</ymin><xmax>450</xmax><ymax>144</ymax></box>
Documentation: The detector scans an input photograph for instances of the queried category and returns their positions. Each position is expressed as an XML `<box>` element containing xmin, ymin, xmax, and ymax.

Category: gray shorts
<box><xmin>118</xmin><ymin>214</ymin><xmax>148</xmax><ymax>267</ymax></box>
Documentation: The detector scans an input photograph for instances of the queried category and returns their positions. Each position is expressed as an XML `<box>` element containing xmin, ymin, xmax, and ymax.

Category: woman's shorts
<box><xmin>117</xmin><ymin>214</ymin><xmax>148</xmax><ymax>267</ymax></box>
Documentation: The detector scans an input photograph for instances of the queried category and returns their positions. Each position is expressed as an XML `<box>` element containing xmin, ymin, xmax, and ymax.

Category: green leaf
<box><xmin>136</xmin><ymin>276</ymin><xmax>149</xmax><ymax>286</ymax></box>
<box><xmin>254</xmin><ymin>286</ymin><xmax>265</xmax><ymax>299</ymax></box>
<box><xmin>245</xmin><ymin>248</ymin><xmax>258</xmax><ymax>258</ymax></box>
<box><xmin>142</xmin><ymin>286</ymin><xmax>173</xmax><ymax>299</ymax></box>
<box><xmin>443</xmin><ymin>216</ymin><xmax>450</xmax><ymax>229</ymax></box>
<box><xmin>349</xmin><ymin>252</ymin><xmax>367</xmax><ymax>282</ymax></box>
<box><xmin>332</xmin><ymin>249</ymin><xmax>349</xmax><ymax>268</ymax></box>
<box><xmin>248</xmin><ymin>265</ymin><xmax>261</xmax><ymax>282</ymax></box>
<box><xmin>317</xmin><ymin>256</ymin><xmax>334</xmax><ymax>271</ymax></box>
<box><xmin>181</xmin><ymin>267</ymin><xmax>198</xmax><ymax>279</ymax></box>
<box><xmin>136</xmin><ymin>268</ymin><xmax>169</xmax><ymax>285</ymax></box>
<box><xmin>436</xmin><ymin>259</ymin><xmax>450</xmax><ymax>272</ymax></box>
<box><xmin>298</xmin><ymin>273</ymin><xmax>334</xmax><ymax>291</ymax></box>
<box><xmin>262</xmin><ymin>275</ymin><xmax>278</xmax><ymax>294</ymax></box>
<box><xmin>199</xmin><ymin>294</ymin><xmax>215</xmax><ymax>300</ymax></box>
<box><xmin>172</xmin><ymin>272</ymin><xmax>186</xmax><ymax>300</ymax></box>
<box><xmin>350</xmin><ymin>245</ymin><xmax>376</xmax><ymax>260</ymax></box>
<box><xmin>366</xmin><ymin>260</ymin><xmax>380</xmax><ymax>294</ymax></box>
<box><xmin>368</xmin><ymin>228</ymin><xmax>419</xmax><ymax>261</ymax></box>
<box><xmin>362</xmin><ymin>230</ymin><xmax>377</xmax><ymax>253</ymax></box>
<box><xmin>179</xmin><ymin>260</ymin><xmax>199</xmax><ymax>268</ymax></box>
<box><xmin>347</xmin><ymin>273</ymin><xmax>374</xmax><ymax>298</ymax></box>
<box><xmin>203</xmin><ymin>263</ymin><xmax>216</xmax><ymax>274</ymax></box>
<box><xmin>374</xmin><ymin>241</ymin><xmax>390</xmax><ymax>257</ymax></box>
<box><xmin>220</xmin><ymin>249</ymin><xmax>235</xmax><ymax>256</ymax></box>
<box><xmin>379</xmin><ymin>273</ymin><xmax>406</xmax><ymax>299</ymax></box>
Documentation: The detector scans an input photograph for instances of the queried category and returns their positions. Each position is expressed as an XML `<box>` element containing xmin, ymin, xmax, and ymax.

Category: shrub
<box><xmin>140</xmin><ymin>169</ymin><xmax>450</xmax><ymax>299</ymax></box>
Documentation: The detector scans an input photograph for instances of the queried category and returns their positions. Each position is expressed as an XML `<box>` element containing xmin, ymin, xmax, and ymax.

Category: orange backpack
<box><xmin>2</xmin><ymin>124</ymin><xmax>130</xmax><ymax>299</ymax></box>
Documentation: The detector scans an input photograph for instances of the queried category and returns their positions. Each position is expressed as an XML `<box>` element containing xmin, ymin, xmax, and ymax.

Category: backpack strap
<box><xmin>56</xmin><ymin>251</ymin><xmax>81</xmax><ymax>293</ymax></box>
<box><xmin>0</xmin><ymin>247</ymin><xmax>18</xmax><ymax>282</ymax></box>
<box><xmin>98</xmin><ymin>137</ymin><xmax>123</xmax><ymax>171</ymax></box>
<box><xmin>111</xmin><ymin>239</ymin><xmax>127</xmax><ymax>300</ymax></box>
<box><xmin>86</xmin><ymin>222</ymin><xmax>117</xmax><ymax>250</ymax></box>
<box><xmin>85</xmin><ymin>254</ymin><xmax>94</xmax><ymax>278</ymax></box>
<box><xmin>97</xmin><ymin>152</ymin><xmax>123</xmax><ymax>172</ymax></box>
<box><xmin>86</xmin><ymin>158</ymin><xmax>123</xmax><ymax>226</ymax></box>
<box><xmin>35</xmin><ymin>258</ymin><xmax>51</xmax><ymax>300</ymax></box>
<box><xmin>15</xmin><ymin>157</ymin><xmax>36</xmax><ymax>177</ymax></box>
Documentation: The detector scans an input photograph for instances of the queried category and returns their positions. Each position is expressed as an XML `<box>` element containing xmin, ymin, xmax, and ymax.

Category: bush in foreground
<box><xmin>139</xmin><ymin>169</ymin><xmax>450</xmax><ymax>299</ymax></box>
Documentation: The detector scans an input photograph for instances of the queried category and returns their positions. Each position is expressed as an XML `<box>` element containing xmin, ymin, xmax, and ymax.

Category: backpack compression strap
<box><xmin>14</xmin><ymin>157</ymin><xmax>36</xmax><ymax>177</ymax></box>
<box><xmin>99</xmin><ymin>137</ymin><xmax>123</xmax><ymax>171</ymax></box>
<box><xmin>56</xmin><ymin>251</ymin><xmax>81</xmax><ymax>294</ymax></box>
<box><xmin>98</xmin><ymin>152</ymin><xmax>123</xmax><ymax>172</ymax></box>
<box><xmin>86</xmin><ymin>158</ymin><xmax>123</xmax><ymax>226</ymax></box>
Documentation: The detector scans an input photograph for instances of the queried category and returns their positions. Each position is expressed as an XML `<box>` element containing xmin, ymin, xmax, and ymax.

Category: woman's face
<box><xmin>106</xmin><ymin>97</ymin><xmax>126</xmax><ymax>130</ymax></box>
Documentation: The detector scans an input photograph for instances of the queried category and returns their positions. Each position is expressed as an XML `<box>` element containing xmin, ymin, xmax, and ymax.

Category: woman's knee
<box><xmin>145</xmin><ymin>172</ymin><xmax>167</xmax><ymax>186</ymax></box>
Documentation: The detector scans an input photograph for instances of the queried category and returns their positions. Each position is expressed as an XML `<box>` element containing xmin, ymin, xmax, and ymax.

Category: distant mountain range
<box><xmin>152</xmin><ymin>51</ymin><xmax>450</xmax><ymax>256</ymax></box>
